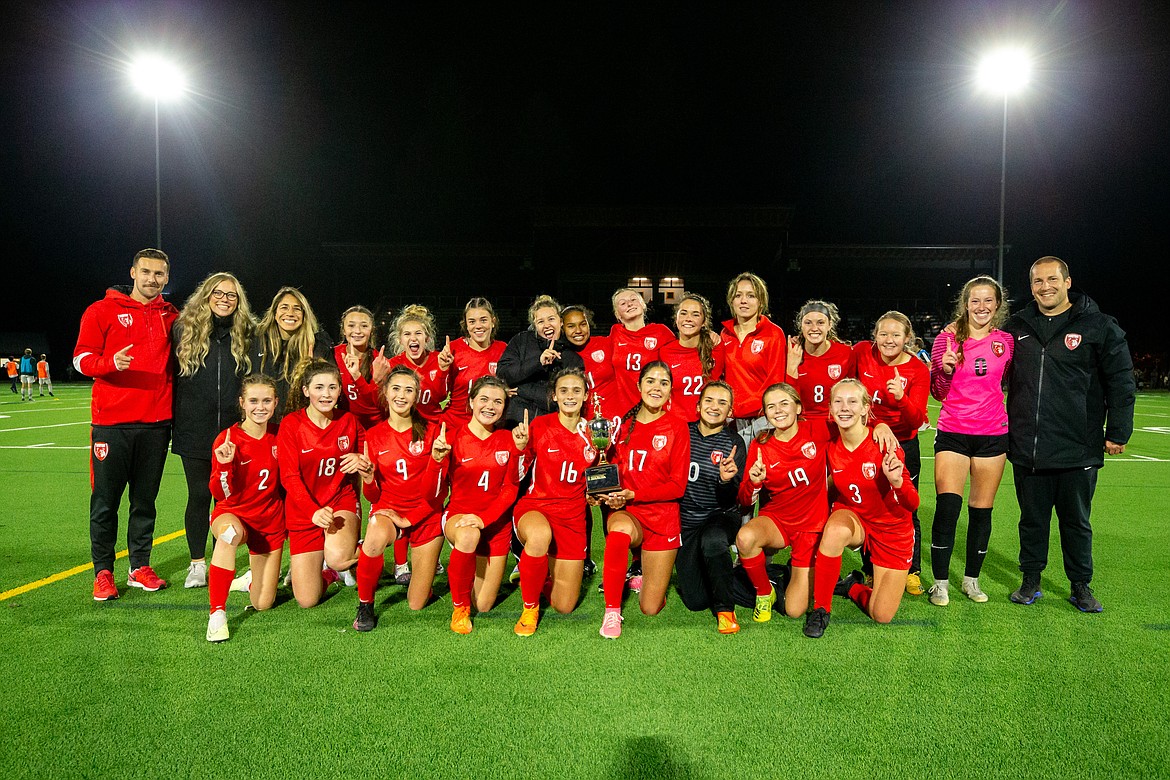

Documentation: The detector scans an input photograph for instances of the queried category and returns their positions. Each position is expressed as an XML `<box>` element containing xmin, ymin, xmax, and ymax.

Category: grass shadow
<box><xmin>607</xmin><ymin>736</ymin><xmax>709</xmax><ymax>780</ymax></box>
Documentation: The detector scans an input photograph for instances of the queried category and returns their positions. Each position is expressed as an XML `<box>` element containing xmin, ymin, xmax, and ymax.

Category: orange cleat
<box><xmin>450</xmin><ymin>605</ymin><xmax>473</xmax><ymax>635</ymax></box>
<box><xmin>716</xmin><ymin>611</ymin><xmax>740</xmax><ymax>635</ymax></box>
<box><xmin>514</xmin><ymin>605</ymin><xmax>540</xmax><ymax>636</ymax></box>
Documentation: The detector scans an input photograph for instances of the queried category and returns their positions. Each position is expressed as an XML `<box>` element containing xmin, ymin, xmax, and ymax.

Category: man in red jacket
<box><xmin>74</xmin><ymin>248</ymin><xmax>178</xmax><ymax>601</ymax></box>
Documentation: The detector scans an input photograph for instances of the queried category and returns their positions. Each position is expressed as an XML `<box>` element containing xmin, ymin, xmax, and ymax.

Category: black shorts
<box><xmin>934</xmin><ymin>430</ymin><xmax>1008</xmax><ymax>459</ymax></box>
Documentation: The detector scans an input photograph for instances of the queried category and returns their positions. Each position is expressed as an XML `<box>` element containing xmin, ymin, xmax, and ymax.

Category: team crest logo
<box><xmin>710</xmin><ymin>451</ymin><xmax>724</xmax><ymax>466</ymax></box>
<box><xmin>93</xmin><ymin>442</ymin><xmax>109</xmax><ymax>461</ymax></box>
<box><xmin>861</xmin><ymin>462</ymin><xmax>877</xmax><ymax>480</ymax></box>
<box><xmin>750</xmin><ymin>339</ymin><xmax>765</xmax><ymax>354</ymax></box>
<box><xmin>337</xmin><ymin>435</ymin><xmax>351</xmax><ymax>450</ymax></box>
<box><xmin>429</xmin><ymin>370</ymin><xmax>437</xmax><ymax>381</ymax></box>
<box><xmin>898</xmin><ymin>375</ymin><xmax>908</xmax><ymax>390</ymax></box>
<box><xmin>488</xmin><ymin>362</ymin><xmax>498</xmax><ymax>374</ymax></box>
<box><xmin>271</xmin><ymin>446</ymin><xmax>279</xmax><ymax>458</ymax></box>
<box><xmin>117</xmin><ymin>314</ymin><xmax>133</xmax><ymax>327</ymax></box>
<box><xmin>495</xmin><ymin>451</ymin><xmax>510</xmax><ymax>465</ymax></box>
<box><xmin>827</xmin><ymin>364</ymin><xmax>842</xmax><ymax>380</ymax></box>
<box><xmin>408</xmin><ymin>441</ymin><xmax>425</xmax><ymax>456</ymax></box>
<box><xmin>992</xmin><ymin>341</ymin><xmax>1006</xmax><ymax>357</ymax></box>
<box><xmin>591</xmin><ymin>350</ymin><xmax>605</xmax><ymax>363</ymax></box>
<box><xmin>584</xmin><ymin>445</ymin><xmax>597</xmax><ymax>462</ymax></box>
<box><xmin>652</xmin><ymin>435</ymin><xmax>668</xmax><ymax>451</ymax></box>
<box><xmin>1065</xmin><ymin>334</ymin><xmax>1082</xmax><ymax>351</ymax></box>
<box><xmin>801</xmin><ymin>441</ymin><xmax>817</xmax><ymax>459</ymax></box>
<box><xmin>644</xmin><ymin>337</ymin><xmax>658</xmax><ymax>350</ymax></box>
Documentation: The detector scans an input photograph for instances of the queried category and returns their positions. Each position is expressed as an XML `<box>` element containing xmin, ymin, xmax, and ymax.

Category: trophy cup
<box><xmin>584</xmin><ymin>394</ymin><xmax>620</xmax><ymax>495</ymax></box>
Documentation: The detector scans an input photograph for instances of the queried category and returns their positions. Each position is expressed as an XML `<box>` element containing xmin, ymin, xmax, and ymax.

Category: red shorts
<box><xmin>371</xmin><ymin>509</ymin><xmax>442</xmax><ymax>547</ymax></box>
<box><xmin>286</xmin><ymin>503</ymin><xmax>358</xmax><ymax>556</ymax></box>
<box><xmin>861</xmin><ymin>522</ymin><xmax>914</xmax><ymax>571</ymax></box>
<box><xmin>625</xmin><ymin>502</ymin><xmax>681</xmax><ymax>552</ymax></box>
<box><xmin>443</xmin><ymin>511</ymin><xmax>512</xmax><ymax>558</ymax></box>
<box><xmin>514</xmin><ymin>497</ymin><xmax>588</xmax><ymax>561</ymax></box>
<box><xmin>786</xmin><ymin>530</ymin><xmax>821</xmax><ymax>568</ymax></box>
<box><xmin>210</xmin><ymin>507</ymin><xmax>285</xmax><ymax>555</ymax></box>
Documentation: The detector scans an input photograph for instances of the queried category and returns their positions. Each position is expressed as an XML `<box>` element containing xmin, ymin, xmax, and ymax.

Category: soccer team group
<box><xmin>72</xmin><ymin>249</ymin><xmax>1135</xmax><ymax>642</ymax></box>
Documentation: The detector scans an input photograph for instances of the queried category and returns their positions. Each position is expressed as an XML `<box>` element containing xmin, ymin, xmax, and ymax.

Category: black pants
<box><xmin>1013</xmin><ymin>465</ymin><xmax>1097</xmax><ymax>583</ymax></box>
<box><xmin>181</xmin><ymin>456</ymin><xmax>213</xmax><ymax>560</ymax></box>
<box><xmin>675</xmin><ymin>510</ymin><xmax>741</xmax><ymax>614</ymax></box>
<box><xmin>90</xmin><ymin>424</ymin><xmax>170</xmax><ymax>574</ymax></box>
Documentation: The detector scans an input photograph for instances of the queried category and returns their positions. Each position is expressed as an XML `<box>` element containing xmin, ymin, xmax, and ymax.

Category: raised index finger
<box><xmin>728</xmin><ymin>445</ymin><xmax>737</xmax><ymax>461</ymax></box>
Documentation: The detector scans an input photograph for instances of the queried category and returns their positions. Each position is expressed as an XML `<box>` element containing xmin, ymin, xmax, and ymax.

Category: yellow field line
<box><xmin>0</xmin><ymin>529</ymin><xmax>186</xmax><ymax>601</ymax></box>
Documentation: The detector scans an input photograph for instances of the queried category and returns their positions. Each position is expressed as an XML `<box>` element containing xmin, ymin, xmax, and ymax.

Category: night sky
<box><xmin>2</xmin><ymin>1</ymin><xmax>1167</xmax><ymax>359</ymax></box>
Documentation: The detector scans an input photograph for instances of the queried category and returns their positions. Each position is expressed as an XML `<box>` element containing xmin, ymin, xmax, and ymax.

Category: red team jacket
<box><xmin>578</xmin><ymin>335</ymin><xmax>621</xmax><ymax>425</ymax></box>
<box><xmin>209</xmin><ymin>423</ymin><xmax>284</xmax><ymax>534</ymax></box>
<box><xmin>720</xmin><ymin>316</ymin><xmax>787</xmax><ymax>420</ymax></box>
<box><xmin>73</xmin><ymin>287</ymin><xmax>178</xmax><ymax>425</ymax></box>
<box><xmin>660</xmin><ymin>338</ymin><xmax>727</xmax><ymax>422</ymax></box>
<box><xmin>852</xmin><ymin>343</ymin><xmax>929</xmax><ymax>441</ymax></box>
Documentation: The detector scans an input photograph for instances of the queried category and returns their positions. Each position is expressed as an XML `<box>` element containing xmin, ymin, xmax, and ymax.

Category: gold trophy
<box><xmin>584</xmin><ymin>394</ymin><xmax>620</xmax><ymax>495</ymax></box>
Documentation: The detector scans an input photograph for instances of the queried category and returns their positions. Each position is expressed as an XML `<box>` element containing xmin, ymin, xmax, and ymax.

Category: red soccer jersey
<box><xmin>788</xmin><ymin>341</ymin><xmax>855</xmax><ymax>420</ymax></box>
<box><xmin>522</xmin><ymin>414</ymin><xmax>596</xmax><ymax>514</ymax></box>
<box><xmin>445</xmin><ymin>338</ymin><xmax>507</xmax><ymax>426</ymax></box>
<box><xmin>333</xmin><ymin>343</ymin><xmax>386</xmax><ymax>431</ymax></box>
<box><xmin>445</xmin><ymin>425</ymin><xmax>525</xmax><ymax>524</ymax></box>
<box><xmin>209</xmin><ymin>423</ymin><xmax>284</xmax><ymax>533</ymax></box>
<box><xmin>612</xmin><ymin>411</ymin><xmax>690</xmax><ymax>517</ymax></box>
<box><xmin>607</xmin><ymin>322</ymin><xmax>676</xmax><ymax>417</ymax></box>
<box><xmin>852</xmin><ymin>342</ymin><xmax>930</xmax><ymax>440</ymax></box>
<box><xmin>578</xmin><ymin>335</ymin><xmax>622</xmax><ymax>425</ymax></box>
<box><xmin>828</xmin><ymin>436</ymin><xmax>919</xmax><ymax>531</ymax></box>
<box><xmin>738</xmin><ymin>420</ymin><xmax>830</xmax><ymax>533</ymax></box>
<box><xmin>386</xmin><ymin>350</ymin><xmax>451</xmax><ymax>424</ymax></box>
<box><xmin>720</xmin><ymin>315</ymin><xmax>787</xmax><ymax>420</ymax></box>
<box><xmin>660</xmin><ymin>338</ymin><xmax>726</xmax><ymax>422</ymax></box>
<box><xmin>362</xmin><ymin>420</ymin><xmax>447</xmax><ymax>521</ymax></box>
<box><xmin>277</xmin><ymin>409</ymin><xmax>363</xmax><ymax>529</ymax></box>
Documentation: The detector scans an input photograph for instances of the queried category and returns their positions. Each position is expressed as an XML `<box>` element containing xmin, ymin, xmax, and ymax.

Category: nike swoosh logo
<box><xmin>669</xmin><ymin>363</ymin><xmax>682</xmax><ymax>368</ymax></box>
<box><xmin>377</xmin><ymin>449</ymin><xmax>391</xmax><ymax>456</ymax></box>
<box><xmin>831</xmin><ymin>468</ymin><xmax>843</xmax><ymax>473</ymax></box>
<box><xmin>240</xmin><ymin>459</ymin><xmax>252</xmax><ymax>465</ymax></box>
<box><xmin>547</xmin><ymin>448</ymin><xmax>560</xmax><ymax>453</ymax></box>
<box><xmin>769</xmin><ymin>461</ymin><xmax>782</xmax><ymax>468</ymax></box>
<box><xmin>461</xmin><ymin>457</ymin><xmax>475</xmax><ymax>463</ymax></box>
<box><xmin>930</xmin><ymin>544</ymin><xmax>948</xmax><ymax>549</ymax></box>
<box><xmin>978</xmin><ymin>549</ymin><xmax>988</xmax><ymax>555</ymax></box>
<box><xmin>863</xmin><ymin>372</ymin><xmax>874</xmax><ymax>378</ymax></box>
<box><xmin>301</xmin><ymin>448</ymin><xmax>313</xmax><ymax>454</ymax></box>
<box><xmin>1017</xmin><ymin>334</ymin><xmax>1029</xmax><ymax>340</ymax></box>
<box><xmin>667</xmin><ymin>536</ymin><xmax>679</xmax><ymax>544</ymax></box>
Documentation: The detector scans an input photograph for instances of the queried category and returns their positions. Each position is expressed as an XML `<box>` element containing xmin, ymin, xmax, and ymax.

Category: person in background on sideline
<box><xmin>36</xmin><ymin>354</ymin><xmax>53</xmax><ymax>396</ymax></box>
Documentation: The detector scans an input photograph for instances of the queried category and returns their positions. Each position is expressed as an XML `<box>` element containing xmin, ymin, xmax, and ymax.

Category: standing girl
<box><xmin>205</xmin><ymin>375</ymin><xmax>284</xmax><ymax>642</ymax></box>
<box><xmin>445</xmin><ymin>297</ymin><xmax>508</xmax><ymax>427</ymax></box>
<box><xmin>786</xmin><ymin>300</ymin><xmax>854</xmax><ymax>423</ymax></box>
<box><xmin>607</xmin><ymin>288</ymin><xmax>675</xmax><ymax>417</ymax></box>
<box><xmin>257</xmin><ymin>286</ymin><xmax>333</xmax><ymax>420</ymax></box>
<box><xmin>385</xmin><ymin>304</ymin><xmax>453</xmax><ymax>425</ymax></box>
<box><xmin>496</xmin><ymin>294</ymin><xmax>583</xmax><ymax>426</ymax></box>
<box><xmin>334</xmin><ymin>305</ymin><xmax>389</xmax><ymax>431</ymax></box>
<box><xmin>719</xmin><ymin>272</ymin><xmax>787</xmax><ymax>439</ymax></box>
<box><xmin>660</xmin><ymin>292</ymin><xmax>725</xmax><ymax>422</ymax></box>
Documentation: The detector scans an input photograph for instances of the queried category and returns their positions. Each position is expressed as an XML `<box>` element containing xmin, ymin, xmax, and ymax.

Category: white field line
<box><xmin>0</xmin><ymin>445</ymin><xmax>89</xmax><ymax>450</ymax></box>
<box><xmin>0</xmin><ymin>421</ymin><xmax>91</xmax><ymax>433</ymax></box>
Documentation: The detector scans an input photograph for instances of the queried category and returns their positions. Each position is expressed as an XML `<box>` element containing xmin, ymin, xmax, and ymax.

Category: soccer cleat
<box><xmin>184</xmin><ymin>560</ymin><xmax>208</xmax><ymax>589</ymax></box>
<box><xmin>961</xmin><ymin>576</ymin><xmax>989</xmax><ymax>603</ymax></box>
<box><xmin>434</xmin><ymin>561</ymin><xmax>445</xmax><ymax>575</ymax></box>
<box><xmin>353</xmin><ymin>601</ymin><xmax>377</xmax><ymax>632</ymax></box>
<box><xmin>1010</xmin><ymin>574</ymin><xmax>1043</xmax><ymax>605</ymax></box>
<box><xmin>927</xmin><ymin>581</ymin><xmax>950</xmax><ymax>606</ymax></box>
<box><xmin>626</xmin><ymin>564</ymin><xmax>644</xmax><ymax>593</ymax></box>
<box><xmin>803</xmin><ymin>606</ymin><xmax>830</xmax><ymax>639</ymax></box>
<box><xmin>338</xmin><ymin>568</ymin><xmax>357</xmax><ymax>588</ymax></box>
<box><xmin>514</xmin><ymin>606</ymin><xmax>540</xmax><ymax>637</ymax></box>
<box><xmin>582</xmin><ymin>558</ymin><xmax>596</xmax><ymax>577</ymax></box>
<box><xmin>752</xmin><ymin>588</ymin><xmax>777</xmax><ymax>623</ymax></box>
<box><xmin>834</xmin><ymin>570</ymin><xmax>866</xmax><ymax>598</ymax></box>
<box><xmin>93</xmin><ymin>570</ymin><xmax>119</xmax><ymax>601</ymax></box>
<box><xmin>450</xmin><ymin>605</ymin><xmax>473</xmax><ymax>635</ymax></box>
<box><xmin>127</xmin><ymin>566</ymin><xmax>168</xmax><ymax>592</ymax></box>
<box><xmin>321</xmin><ymin>567</ymin><xmax>341</xmax><ymax>588</ymax></box>
<box><xmin>508</xmin><ymin>564</ymin><xmax>521</xmax><ymax>585</ymax></box>
<box><xmin>206</xmin><ymin>610</ymin><xmax>230</xmax><ymax>643</ymax></box>
<box><xmin>905</xmin><ymin>573</ymin><xmax>925</xmax><ymax>596</ymax></box>
<box><xmin>599</xmin><ymin>607</ymin><xmax>623</xmax><ymax>639</ymax></box>
<box><xmin>230</xmin><ymin>569</ymin><xmax>253</xmax><ymax>593</ymax></box>
<box><xmin>1069</xmin><ymin>582</ymin><xmax>1103</xmax><ymax>613</ymax></box>
<box><xmin>716</xmin><ymin>611</ymin><xmax>740</xmax><ymax>635</ymax></box>
<box><xmin>394</xmin><ymin>563</ymin><xmax>411</xmax><ymax>586</ymax></box>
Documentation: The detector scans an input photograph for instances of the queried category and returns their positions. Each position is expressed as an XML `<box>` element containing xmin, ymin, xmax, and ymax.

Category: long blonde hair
<box><xmin>258</xmin><ymin>287</ymin><xmax>320</xmax><ymax>384</ymax></box>
<box><xmin>175</xmin><ymin>272</ymin><xmax>256</xmax><ymax>378</ymax></box>
<box><xmin>389</xmin><ymin>304</ymin><xmax>437</xmax><ymax>356</ymax></box>
<box><xmin>339</xmin><ymin>305</ymin><xmax>376</xmax><ymax>380</ymax></box>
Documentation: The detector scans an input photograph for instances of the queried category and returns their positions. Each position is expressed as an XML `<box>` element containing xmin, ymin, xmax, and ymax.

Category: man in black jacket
<box><xmin>1004</xmin><ymin>256</ymin><xmax>1135</xmax><ymax>612</ymax></box>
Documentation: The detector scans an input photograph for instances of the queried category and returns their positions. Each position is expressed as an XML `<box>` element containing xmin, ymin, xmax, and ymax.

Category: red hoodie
<box><xmin>74</xmin><ymin>287</ymin><xmax>178</xmax><ymax>426</ymax></box>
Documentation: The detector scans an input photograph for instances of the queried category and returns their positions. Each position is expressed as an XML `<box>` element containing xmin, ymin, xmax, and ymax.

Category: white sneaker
<box><xmin>184</xmin><ymin>560</ymin><xmax>208</xmax><ymax>589</ymax></box>
<box><xmin>206</xmin><ymin>610</ymin><xmax>229</xmax><ymax>642</ymax></box>
<box><xmin>927</xmin><ymin>581</ymin><xmax>950</xmax><ymax>606</ymax></box>
<box><xmin>394</xmin><ymin>563</ymin><xmax>411</xmax><ymax>586</ymax></box>
<box><xmin>229</xmin><ymin>569</ymin><xmax>253</xmax><ymax>593</ymax></box>
<box><xmin>339</xmin><ymin>567</ymin><xmax>356</xmax><ymax>588</ymax></box>
<box><xmin>962</xmin><ymin>576</ymin><xmax>989</xmax><ymax>603</ymax></box>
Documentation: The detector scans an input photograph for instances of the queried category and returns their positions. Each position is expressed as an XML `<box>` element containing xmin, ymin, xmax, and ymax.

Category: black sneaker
<box><xmin>582</xmin><ymin>558</ymin><xmax>596</xmax><ymax>577</ymax></box>
<box><xmin>353</xmin><ymin>601</ymin><xmax>377</xmax><ymax>632</ymax></box>
<box><xmin>1009</xmin><ymin>573</ymin><xmax>1042</xmax><ymax>605</ymax></box>
<box><xmin>833</xmin><ymin>569</ymin><xmax>866</xmax><ymax>598</ymax></box>
<box><xmin>1069</xmin><ymin>581</ymin><xmax>1103</xmax><ymax>613</ymax></box>
<box><xmin>803</xmin><ymin>607</ymin><xmax>830</xmax><ymax>639</ymax></box>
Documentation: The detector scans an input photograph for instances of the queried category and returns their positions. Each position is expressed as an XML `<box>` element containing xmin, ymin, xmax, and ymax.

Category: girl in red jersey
<box><xmin>660</xmin><ymin>292</ymin><xmax>726</xmax><ymax>422</ymax></box>
<box><xmin>607</xmin><ymin>288</ymin><xmax>675</xmax><ymax>417</ymax></box>
<box><xmin>351</xmin><ymin>366</ymin><xmax>448</xmax><ymax>632</ymax></box>
<box><xmin>277</xmin><ymin>360</ymin><xmax>372</xmax><ymax>608</ymax></box>
<box><xmin>445</xmin><ymin>297</ymin><xmax>508</xmax><ymax>428</ymax></box>
<box><xmin>803</xmin><ymin>379</ymin><xmax>919</xmax><ymax>638</ymax></box>
<box><xmin>511</xmin><ymin>368</ymin><xmax>595</xmax><ymax>635</ymax></box>
<box><xmin>595</xmin><ymin>361</ymin><xmax>691</xmax><ymax>639</ymax></box>
<box><xmin>720</xmin><ymin>272</ymin><xmax>788</xmax><ymax>439</ymax></box>
<box><xmin>786</xmin><ymin>300</ymin><xmax>855</xmax><ymax>423</ymax></box>
<box><xmin>385</xmin><ymin>304</ymin><xmax>453</xmax><ymax>425</ymax></box>
<box><xmin>852</xmin><ymin>311</ymin><xmax>930</xmax><ymax>595</ymax></box>
<box><xmin>205</xmin><ymin>375</ymin><xmax>284</xmax><ymax>643</ymax></box>
<box><xmin>334</xmin><ymin>305</ymin><xmax>390</xmax><ymax>431</ymax></box>
<box><xmin>433</xmin><ymin>375</ymin><xmax>530</xmax><ymax>634</ymax></box>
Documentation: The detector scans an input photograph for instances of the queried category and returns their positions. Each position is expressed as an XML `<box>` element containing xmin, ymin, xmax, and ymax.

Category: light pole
<box><xmin>130</xmin><ymin>56</ymin><xmax>185</xmax><ymax>250</ymax></box>
<box><xmin>977</xmin><ymin>47</ymin><xmax>1031</xmax><ymax>286</ymax></box>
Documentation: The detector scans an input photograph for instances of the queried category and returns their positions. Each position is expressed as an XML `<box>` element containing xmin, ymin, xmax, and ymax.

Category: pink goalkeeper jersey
<box><xmin>930</xmin><ymin>329</ymin><xmax>1014</xmax><ymax>436</ymax></box>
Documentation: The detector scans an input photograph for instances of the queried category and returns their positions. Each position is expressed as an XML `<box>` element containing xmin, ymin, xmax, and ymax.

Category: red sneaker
<box><xmin>93</xmin><ymin>570</ymin><xmax>119</xmax><ymax>601</ymax></box>
<box><xmin>127</xmin><ymin>565</ymin><xmax>168</xmax><ymax>592</ymax></box>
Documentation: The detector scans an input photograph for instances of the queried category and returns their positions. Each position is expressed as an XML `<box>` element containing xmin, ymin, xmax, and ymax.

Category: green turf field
<box><xmin>2</xmin><ymin>385</ymin><xmax>1168</xmax><ymax>779</ymax></box>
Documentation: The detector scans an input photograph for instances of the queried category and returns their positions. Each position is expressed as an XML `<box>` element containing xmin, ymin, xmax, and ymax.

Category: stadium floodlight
<box><xmin>130</xmin><ymin>56</ymin><xmax>186</xmax><ymax>249</ymax></box>
<box><xmin>977</xmin><ymin>47</ymin><xmax>1032</xmax><ymax>286</ymax></box>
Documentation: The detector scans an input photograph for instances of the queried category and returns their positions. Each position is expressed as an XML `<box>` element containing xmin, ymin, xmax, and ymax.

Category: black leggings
<box><xmin>181</xmin><ymin>456</ymin><xmax>213</xmax><ymax>560</ymax></box>
<box><xmin>675</xmin><ymin>510</ymin><xmax>741</xmax><ymax>614</ymax></box>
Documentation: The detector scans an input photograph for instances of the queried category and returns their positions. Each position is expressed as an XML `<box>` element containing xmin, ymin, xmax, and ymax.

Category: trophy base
<box><xmin>585</xmin><ymin>463</ymin><xmax>621</xmax><ymax>495</ymax></box>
